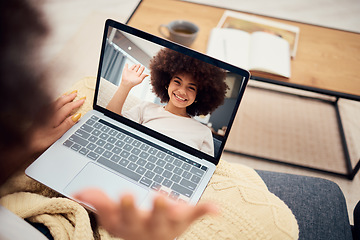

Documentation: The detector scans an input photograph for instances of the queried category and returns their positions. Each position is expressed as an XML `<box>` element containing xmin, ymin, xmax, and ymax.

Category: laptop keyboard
<box><xmin>63</xmin><ymin>115</ymin><xmax>208</xmax><ymax>202</ymax></box>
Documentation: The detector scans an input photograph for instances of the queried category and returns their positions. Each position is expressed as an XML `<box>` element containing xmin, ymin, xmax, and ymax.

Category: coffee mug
<box><xmin>159</xmin><ymin>20</ymin><xmax>199</xmax><ymax>46</ymax></box>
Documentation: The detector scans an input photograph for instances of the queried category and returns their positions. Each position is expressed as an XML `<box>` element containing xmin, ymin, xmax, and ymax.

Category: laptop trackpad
<box><xmin>64</xmin><ymin>163</ymin><xmax>149</xmax><ymax>207</ymax></box>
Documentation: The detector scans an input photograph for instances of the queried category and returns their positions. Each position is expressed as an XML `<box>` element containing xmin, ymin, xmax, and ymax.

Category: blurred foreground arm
<box><xmin>74</xmin><ymin>189</ymin><xmax>218</xmax><ymax>240</ymax></box>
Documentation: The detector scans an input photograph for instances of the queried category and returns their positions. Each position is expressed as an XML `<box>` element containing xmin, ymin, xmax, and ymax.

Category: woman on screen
<box><xmin>107</xmin><ymin>48</ymin><xmax>228</xmax><ymax>156</ymax></box>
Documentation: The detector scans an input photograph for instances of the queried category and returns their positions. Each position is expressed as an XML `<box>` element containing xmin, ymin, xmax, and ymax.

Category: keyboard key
<box><xmin>131</xmin><ymin>148</ymin><xmax>141</xmax><ymax>155</ymax></box>
<box><xmin>123</xmin><ymin>144</ymin><xmax>133</xmax><ymax>152</ymax></box>
<box><xmin>86</xmin><ymin>119</ymin><xmax>96</xmax><ymax>126</ymax></box>
<box><xmin>71</xmin><ymin>144</ymin><xmax>82</xmax><ymax>151</ymax></box>
<box><xmin>75</xmin><ymin>129</ymin><xmax>90</xmax><ymax>139</ymax></box>
<box><xmin>92</xmin><ymin>129</ymin><xmax>101</xmax><ymax>136</ymax></box>
<box><xmin>98</xmin><ymin>157</ymin><xmax>141</xmax><ymax>182</ymax></box>
<box><xmin>173</xmin><ymin>159</ymin><xmax>182</xmax><ymax>167</ymax></box>
<box><xmin>165</xmin><ymin>155</ymin><xmax>174</xmax><ymax>163</ymax></box>
<box><xmin>191</xmin><ymin>175</ymin><xmax>201</xmax><ymax>184</ymax></box>
<box><xmin>108</xmin><ymin>129</ymin><xmax>118</xmax><ymax>136</ymax></box>
<box><xmin>140</xmin><ymin>144</ymin><xmax>149</xmax><ymax>151</ymax></box>
<box><xmin>115</xmin><ymin>140</ymin><xmax>125</xmax><ymax>148</ymax></box>
<box><xmin>104</xmin><ymin>143</ymin><xmax>114</xmax><ymax>151</ymax></box>
<box><xmin>148</xmin><ymin>147</ymin><xmax>158</xmax><ymax>155</ymax></box>
<box><xmin>154</xmin><ymin>166</ymin><xmax>164</xmax><ymax>175</ymax></box>
<box><xmin>80</xmin><ymin>124</ymin><xmax>93</xmax><ymax>133</ymax></box>
<box><xmin>156</xmin><ymin>159</ymin><xmax>166</xmax><ymax>167</ymax></box>
<box><xmin>145</xmin><ymin>170</ymin><xmax>155</xmax><ymax>179</ymax></box>
<box><xmin>101</xmin><ymin>125</ymin><xmax>110</xmax><ymax>133</ymax></box>
<box><xmin>112</xmin><ymin>146</ymin><xmax>121</xmax><ymax>155</ymax></box>
<box><xmin>63</xmin><ymin>140</ymin><xmax>73</xmax><ymax>148</ymax></box>
<box><xmin>94</xmin><ymin>147</ymin><xmax>105</xmax><ymax>155</ymax></box>
<box><xmin>162</xmin><ymin>170</ymin><xmax>172</xmax><ymax>179</ymax></box>
<box><xmin>139</xmin><ymin>151</ymin><xmax>149</xmax><ymax>159</ymax></box>
<box><xmin>151</xmin><ymin>182</ymin><xmax>161</xmax><ymax>191</ymax></box>
<box><xmin>87</xmin><ymin>152</ymin><xmax>99</xmax><ymax>161</ymax></box>
<box><xmin>182</xmin><ymin>172</ymin><xmax>192</xmax><ymax>179</ymax></box>
<box><xmin>136</xmin><ymin>166</ymin><xmax>146</xmax><ymax>175</ymax></box>
<box><xmin>165</xmin><ymin>163</ymin><xmax>175</xmax><ymax>171</ymax></box>
<box><xmin>132</xmin><ymin>140</ymin><xmax>142</xmax><ymax>147</ymax></box>
<box><xmin>69</xmin><ymin>134</ymin><xmax>88</xmax><ymax>147</ymax></box>
<box><xmin>190</xmin><ymin>167</ymin><xmax>205</xmax><ymax>177</ymax></box>
<box><xmin>171</xmin><ymin>183</ymin><xmax>193</xmax><ymax>198</ymax></box>
<box><xmin>201</xmin><ymin>165</ymin><xmax>208</xmax><ymax>171</ymax></box>
<box><xmin>156</xmin><ymin>151</ymin><xmax>166</xmax><ymax>159</ymax></box>
<box><xmin>180</xmin><ymin>179</ymin><xmax>197</xmax><ymax>191</ymax></box>
<box><xmin>124</xmin><ymin>136</ymin><xmax>133</xmax><ymax>144</ymax></box>
<box><xmin>86</xmin><ymin>143</ymin><xmax>97</xmax><ymax>151</ymax></box>
<box><xmin>88</xmin><ymin>136</ymin><xmax>98</xmax><ymax>143</ymax></box>
<box><xmin>171</xmin><ymin>174</ymin><xmax>181</xmax><ymax>183</ymax></box>
<box><xmin>154</xmin><ymin>175</ymin><xmax>164</xmax><ymax>184</ymax></box>
<box><xmin>148</xmin><ymin>156</ymin><xmax>158</xmax><ymax>163</ymax></box>
<box><xmin>90</xmin><ymin>115</ymin><xmax>99</xmax><ymax>121</ymax></box>
<box><xmin>127</xmin><ymin>163</ymin><xmax>138</xmax><ymax>171</ymax></box>
<box><xmin>110</xmin><ymin>155</ymin><xmax>120</xmax><ymax>163</ymax></box>
<box><xmin>107</xmin><ymin>136</ymin><xmax>117</xmax><ymax>144</ymax></box>
<box><xmin>99</xmin><ymin>133</ymin><xmax>109</xmax><ymax>140</ymax></box>
<box><xmin>102</xmin><ymin>151</ymin><xmax>113</xmax><ymax>159</ymax></box>
<box><xmin>182</xmin><ymin>163</ymin><xmax>191</xmax><ymax>171</ymax></box>
<box><xmin>95</xmin><ymin>139</ymin><xmax>106</xmax><ymax>147</ymax></box>
<box><xmin>139</xmin><ymin>177</ymin><xmax>152</xmax><ymax>187</ymax></box>
<box><xmin>120</xmin><ymin>151</ymin><xmax>130</xmax><ymax>158</ymax></box>
<box><xmin>136</xmin><ymin>159</ymin><xmax>146</xmax><ymax>166</ymax></box>
<box><xmin>119</xmin><ymin>159</ymin><xmax>129</xmax><ymax>167</ymax></box>
<box><xmin>79</xmin><ymin>147</ymin><xmax>90</xmax><ymax>155</ymax></box>
<box><xmin>93</xmin><ymin>123</ymin><xmax>103</xmax><ymax>129</ymax></box>
<box><xmin>116</xmin><ymin>132</ymin><xmax>125</xmax><ymax>140</ymax></box>
<box><xmin>128</xmin><ymin>154</ymin><xmax>139</xmax><ymax>162</ymax></box>
<box><xmin>145</xmin><ymin>162</ymin><xmax>155</xmax><ymax>171</ymax></box>
<box><xmin>173</xmin><ymin>167</ymin><xmax>183</xmax><ymax>175</ymax></box>
<box><xmin>162</xmin><ymin>179</ymin><xmax>173</xmax><ymax>188</ymax></box>
<box><xmin>169</xmin><ymin>191</ymin><xmax>180</xmax><ymax>200</ymax></box>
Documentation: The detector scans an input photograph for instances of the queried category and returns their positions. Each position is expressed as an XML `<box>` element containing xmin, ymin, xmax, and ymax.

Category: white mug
<box><xmin>159</xmin><ymin>20</ymin><xmax>199</xmax><ymax>46</ymax></box>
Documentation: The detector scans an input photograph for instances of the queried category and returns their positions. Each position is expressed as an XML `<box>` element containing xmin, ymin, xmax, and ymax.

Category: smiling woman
<box><xmin>106</xmin><ymin>48</ymin><xmax>228</xmax><ymax>155</ymax></box>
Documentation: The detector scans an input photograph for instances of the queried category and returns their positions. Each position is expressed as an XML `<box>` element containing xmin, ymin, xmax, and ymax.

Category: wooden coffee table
<box><xmin>128</xmin><ymin>0</ymin><xmax>360</xmax><ymax>179</ymax></box>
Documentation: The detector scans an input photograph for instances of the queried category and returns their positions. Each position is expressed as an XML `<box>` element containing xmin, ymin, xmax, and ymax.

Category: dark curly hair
<box><xmin>0</xmin><ymin>0</ymin><xmax>50</xmax><ymax>152</ymax></box>
<box><xmin>149</xmin><ymin>48</ymin><xmax>228</xmax><ymax>116</ymax></box>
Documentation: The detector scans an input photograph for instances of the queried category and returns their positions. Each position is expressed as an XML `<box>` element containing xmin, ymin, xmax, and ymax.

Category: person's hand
<box><xmin>28</xmin><ymin>91</ymin><xmax>86</xmax><ymax>155</ymax></box>
<box><xmin>74</xmin><ymin>189</ymin><xmax>218</xmax><ymax>240</ymax></box>
<box><xmin>121</xmin><ymin>63</ymin><xmax>148</xmax><ymax>89</ymax></box>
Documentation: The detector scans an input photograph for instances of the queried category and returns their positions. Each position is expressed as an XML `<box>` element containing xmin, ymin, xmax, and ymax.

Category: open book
<box><xmin>207</xmin><ymin>28</ymin><xmax>291</xmax><ymax>78</ymax></box>
<box><xmin>217</xmin><ymin>11</ymin><xmax>300</xmax><ymax>58</ymax></box>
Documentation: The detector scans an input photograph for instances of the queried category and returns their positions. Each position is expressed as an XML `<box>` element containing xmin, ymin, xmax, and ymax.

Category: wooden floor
<box><xmin>41</xmin><ymin>0</ymin><xmax>360</xmax><ymax>224</ymax></box>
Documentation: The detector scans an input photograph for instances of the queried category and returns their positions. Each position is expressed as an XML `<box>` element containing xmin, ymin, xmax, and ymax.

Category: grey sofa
<box><xmin>257</xmin><ymin>170</ymin><xmax>359</xmax><ymax>240</ymax></box>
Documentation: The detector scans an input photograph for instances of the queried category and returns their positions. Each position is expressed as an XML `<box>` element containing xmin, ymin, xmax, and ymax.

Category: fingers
<box><xmin>119</xmin><ymin>194</ymin><xmax>139</xmax><ymax>226</ymax></box>
<box><xmin>186</xmin><ymin>203</ymin><xmax>219</xmax><ymax>222</ymax></box>
<box><xmin>130</xmin><ymin>64</ymin><xmax>146</xmax><ymax>76</ymax></box>
<box><xmin>74</xmin><ymin>188</ymin><xmax>116</xmax><ymax>213</ymax></box>
<box><xmin>74</xmin><ymin>189</ymin><xmax>121</xmax><ymax>233</ymax></box>
<box><xmin>52</xmin><ymin>94</ymin><xmax>85</xmax><ymax>127</ymax></box>
<box><xmin>54</xmin><ymin>90</ymin><xmax>78</xmax><ymax>111</ymax></box>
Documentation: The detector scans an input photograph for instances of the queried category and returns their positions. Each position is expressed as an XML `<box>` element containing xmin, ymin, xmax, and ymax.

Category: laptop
<box><xmin>26</xmin><ymin>19</ymin><xmax>249</xmax><ymax>210</ymax></box>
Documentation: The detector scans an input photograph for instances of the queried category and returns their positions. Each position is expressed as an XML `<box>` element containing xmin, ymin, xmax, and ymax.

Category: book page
<box><xmin>217</xmin><ymin>10</ymin><xmax>299</xmax><ymax>58</ymax></box>
<box><xmin>207</xmin><ymin>28</ymin><xmax>251</xmax><ymax>70</ymax></box>
<box><xmin>248</xmin><ymin>31</ymin><xmax>291</xmax><ymax>78</ymax></box>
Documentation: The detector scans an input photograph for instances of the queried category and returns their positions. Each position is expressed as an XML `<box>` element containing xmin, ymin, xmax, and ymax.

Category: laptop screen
<box><xmin>94</xmin><ymin>20</ymin><xmax>249</xmax><ymax>163</ymax></box>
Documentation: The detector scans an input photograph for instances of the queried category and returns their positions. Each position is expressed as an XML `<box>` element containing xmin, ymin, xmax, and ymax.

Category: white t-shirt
<box><xmin>123</xmin><ymin>102</ymin><xmax>214</xmax><ymax>156</ymax></box>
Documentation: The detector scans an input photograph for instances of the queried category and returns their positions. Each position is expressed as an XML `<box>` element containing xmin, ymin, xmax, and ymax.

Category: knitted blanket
<box><xmin>0</xmin><ymin>77</ymin><xmax>298</xmax><ymax>240</ymax></box>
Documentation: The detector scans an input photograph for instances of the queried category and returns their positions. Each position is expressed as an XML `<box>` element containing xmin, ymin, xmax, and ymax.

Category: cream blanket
<box><xmin>0</xmin><ymin>77</ymin><xmax>298</xmax><ymax>240</ymax></box>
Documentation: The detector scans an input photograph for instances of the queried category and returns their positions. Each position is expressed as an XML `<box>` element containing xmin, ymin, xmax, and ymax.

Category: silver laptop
<box><xmin>26</xmin><ymin>19</ymin><xmax>249</xmax><ymax>210</ymax></box>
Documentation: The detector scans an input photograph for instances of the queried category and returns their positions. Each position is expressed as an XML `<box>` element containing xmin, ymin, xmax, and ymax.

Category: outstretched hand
<box><xmin>74</xmin><ymin>189</ymin><xmax>218</xmax><ymax>240</ymax></box>
<box><xmin>121</xmin><ymin>63</ymin><xmax>148</xmax><ymax>89</ymax></box>
<box><xmin>28</xmin><ymin>91</ymin><xmax>85</xmax><ymax>155</ymax></box>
